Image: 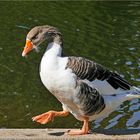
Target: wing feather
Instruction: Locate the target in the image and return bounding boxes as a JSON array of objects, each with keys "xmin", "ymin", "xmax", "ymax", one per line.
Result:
[
  {"xmin": 76, "ymin": 81, "xmax": 105, "ymax": 116},
  {"xmin": 66, "ymin": 56, "xmax": 132, "ymax": 90}
]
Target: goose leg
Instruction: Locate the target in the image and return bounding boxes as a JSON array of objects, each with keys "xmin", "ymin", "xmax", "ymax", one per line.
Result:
[
  {"xmin": 32, "ymin": 110, "xmax": 69, "ymax": 124},
  {"xmin": 67, "ymin": 117, "xmax": 89, "ymax": 135}
]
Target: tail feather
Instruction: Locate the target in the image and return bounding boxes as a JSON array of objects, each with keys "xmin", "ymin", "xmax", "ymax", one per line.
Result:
[
  {"xmin": 127, "ymin": 86, "xmax": 140, "ymax": 99},
  {"xmin": 107, "ymin": 73, "xmax": 132, "ymax": 90}
]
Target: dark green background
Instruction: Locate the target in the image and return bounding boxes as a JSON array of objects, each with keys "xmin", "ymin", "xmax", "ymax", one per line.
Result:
[{"xmin": 0, "ymin": 1, "xmax": 140, "ymax": 129}]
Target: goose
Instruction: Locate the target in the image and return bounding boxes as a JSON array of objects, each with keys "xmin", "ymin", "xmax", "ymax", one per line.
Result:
[{"xmin": 22, "ymin": 25, "xmax": 140, "ymax": 135}]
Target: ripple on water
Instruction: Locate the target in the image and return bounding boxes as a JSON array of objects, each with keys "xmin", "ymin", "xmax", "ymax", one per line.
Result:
[
  {"xmin": 0, "ymin": 64, "xmax": 14, "ymax": 73},
  {"xmin": 129, "ymin": 99, "xmax": 139, "ymax": 105},
  {"xmin": 135, "ymin": 78, "xmax": 140, "ymax": 82},
  {"xmin": 105, "ymin": 114, "xmax": 124, "ymax": 129},
  {"xmin": 16, "ymin": 25, "xmax": 30, "ymax": 29},
  {"xmin": 125, "ymin": 61, "xmax": 133, "ymax": 66},
  {"xmin": 64, "ymin": 20, "xmax": 68, "ymax": 24},
  {"xmin": 126, "ymin": 110, "xmax": 140, "ymax": 128},
  {"xmin": 76, "ymin": 28, "xmax": 80, "ymax": 32},
  {"xmin": 128, "ymin": 47, "xmax": 136, "ymax": 51},
  {"xmin": 129, "ymin": 101, "xmax": 140, "ymax": 111},
  {"xmin": 93, "ymin": 118, "xmax": 104, "ymax": 129}
]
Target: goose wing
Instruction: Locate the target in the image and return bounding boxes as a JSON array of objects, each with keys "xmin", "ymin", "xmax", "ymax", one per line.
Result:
[
  {"xmin": 76, "ymin": 81, "xmax": 105, "ymax": 116},
  {"xmin": 65, "ymin": 56, "xmax": 132, "ymax": 91}
]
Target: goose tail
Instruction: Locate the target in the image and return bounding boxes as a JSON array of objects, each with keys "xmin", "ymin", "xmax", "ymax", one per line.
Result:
[{"xmin": 126, "ymin": 86, "xmax": 140, "ymax": 100}]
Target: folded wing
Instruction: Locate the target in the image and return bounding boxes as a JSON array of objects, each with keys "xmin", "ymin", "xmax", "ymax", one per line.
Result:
[{"xmin": 65, "ymin": 56, "xmax": 132, "ymax": 91}]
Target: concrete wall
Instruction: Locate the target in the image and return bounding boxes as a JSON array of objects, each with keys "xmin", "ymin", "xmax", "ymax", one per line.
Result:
[{"xmin": 0, "ymin": 129, "xmax": 140, "ymax": 140}]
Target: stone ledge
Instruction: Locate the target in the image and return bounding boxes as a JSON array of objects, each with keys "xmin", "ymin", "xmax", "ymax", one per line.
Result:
[{"xmin": 0, "ymin": 129, "xmax": 140, "ymax": 140}]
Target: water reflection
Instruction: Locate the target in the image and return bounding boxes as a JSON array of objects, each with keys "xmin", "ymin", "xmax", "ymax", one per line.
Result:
[{"xmin": 0, "ymin": 1, "xmax": 140, "ymax": 129}]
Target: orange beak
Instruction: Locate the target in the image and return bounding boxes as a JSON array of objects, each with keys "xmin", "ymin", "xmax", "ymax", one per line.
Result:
[{"xmin": 22, "ymin": 40, "xmax": 33, "ymax": 57}]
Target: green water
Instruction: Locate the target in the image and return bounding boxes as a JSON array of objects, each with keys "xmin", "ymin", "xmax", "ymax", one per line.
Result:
[{"xmin": 0, "ymin": 1, "xmax": 140, "ymax": 129}]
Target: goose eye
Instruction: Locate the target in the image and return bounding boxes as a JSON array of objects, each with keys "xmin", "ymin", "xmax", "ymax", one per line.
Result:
[{"xmin": 32, "ymin": 35, "xmax": 38, "ymax": 40}]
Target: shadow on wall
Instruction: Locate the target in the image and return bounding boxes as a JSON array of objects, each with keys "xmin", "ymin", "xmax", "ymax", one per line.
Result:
[
  {"xmin": 93, "ymin": 129, "xmax": 140, "ymax": 135},
  {"xmin": 48, "ymin": 129, "xmax": 140, "ymax": 136}
]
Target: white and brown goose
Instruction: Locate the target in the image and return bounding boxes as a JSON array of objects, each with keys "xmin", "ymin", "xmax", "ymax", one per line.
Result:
[{"xmin": 22, "ymin": 25, "xmax": 140, "ymax": 135}]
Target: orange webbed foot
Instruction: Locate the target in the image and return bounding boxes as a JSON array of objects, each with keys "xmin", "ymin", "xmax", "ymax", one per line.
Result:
[
  {"xmin": 32, "ymin": 111, "xmax": 55, "ymax": 124},
  {"xmin": 67, "ymin": 117, "xmax": 89, "ymax": 135},
  {"xmin": 67, "ymin": 129, "xmax": 89, "ymax": 135},
  {"xmin": 32, "ymin": 110, "xmax": 69, "ymax": 124}
]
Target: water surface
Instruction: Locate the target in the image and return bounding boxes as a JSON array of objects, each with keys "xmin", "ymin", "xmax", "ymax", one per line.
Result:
[{"xmin": 0, "ymin": 1, "xmax": 140, "ymax": 129}]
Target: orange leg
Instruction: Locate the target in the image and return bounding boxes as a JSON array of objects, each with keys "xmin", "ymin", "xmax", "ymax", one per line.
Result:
[
  {"xmin": 68, "ymin": 117, "xmax": 89, "ymax": 135},
  {"xmin": 32, "ymin": 110, "xmax": 69, "ymax": 124}
]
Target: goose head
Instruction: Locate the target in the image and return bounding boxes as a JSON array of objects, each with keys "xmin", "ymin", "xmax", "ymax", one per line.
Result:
[{"xmin": 22, "ymin": 25, "xmax": 62, "ymax": 57}]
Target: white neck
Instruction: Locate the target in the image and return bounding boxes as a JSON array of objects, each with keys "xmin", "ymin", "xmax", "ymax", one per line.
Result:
[
  {"xmin": 45, "ymin": 42, "xmax": 62, "ymax": 57},
  {"xmin": 40, "ymin": 42, "xmax": 62, "ymax": 74}
]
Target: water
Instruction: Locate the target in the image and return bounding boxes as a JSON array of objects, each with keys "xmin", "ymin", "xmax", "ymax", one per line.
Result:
[{"xmin": 0, "ymin": 1, "xmax": 140, "ymax": 129}]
